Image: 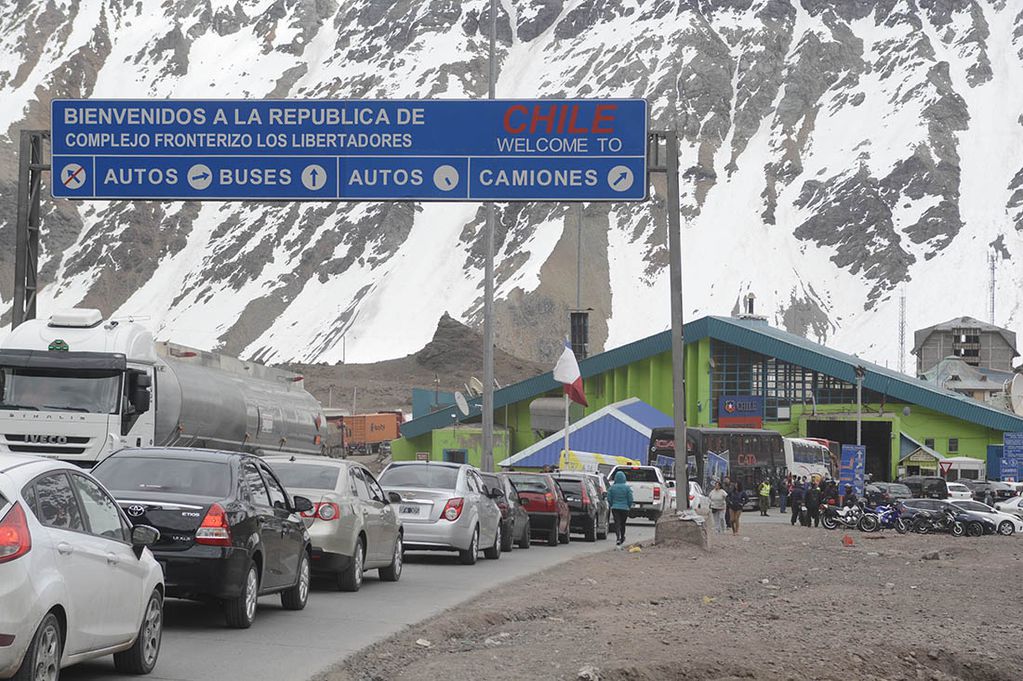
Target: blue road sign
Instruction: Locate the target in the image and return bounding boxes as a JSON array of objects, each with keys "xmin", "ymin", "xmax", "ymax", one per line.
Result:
[
  {"xmin": 839, "ymin": 445, "xmax": 866, "ymax": 496},
  {"xmin": 51, "ymin": 99, "xmax": 648, "ymax": 202},
  {"xmin": 1002, "ymin": 433, "xmax": 1023, "ymax": 482}
]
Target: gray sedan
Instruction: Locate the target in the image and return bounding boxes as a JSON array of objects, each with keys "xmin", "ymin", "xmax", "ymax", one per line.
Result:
[{"xmin": 379, "ymin": 462, "xmax": 502, "ymax": 565}]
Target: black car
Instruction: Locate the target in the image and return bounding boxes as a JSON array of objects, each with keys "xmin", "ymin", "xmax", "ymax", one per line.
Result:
[
  {"xmin": 481, "ymin": 472, "xmax": 530, "ymax": 551},
  {"xmin": 92, "ymin": 448, "xmax": 314, "ymax": 629},
  {"xmin": 962, "ymin": 480, "xmax": 1016, "ymax": 504},
  {"xmin": 871, "ymin": 481, "xmax": 912, "ymax": 501},
  {"xmin": 551, "ymin": 473, "xmax": 609, "ymax": 542},
  {"xmin": 900, "ymin": 498, "xmax": 998, "ymax": 535},
  {"xmin": 900, "ymin": 476, "xmax": 949, "ymax": 499}
]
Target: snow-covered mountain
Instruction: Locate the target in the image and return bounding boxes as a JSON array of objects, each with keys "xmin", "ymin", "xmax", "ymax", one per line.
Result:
[{"xmin": 1, "ymin": 0, "xmax": 1022, "ymax": 370}]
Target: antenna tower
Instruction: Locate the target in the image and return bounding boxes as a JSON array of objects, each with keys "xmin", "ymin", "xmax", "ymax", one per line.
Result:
[
  {"xmin": 988, "ymin": 253, "xmax": 996, "ymax": 324},
  {"xmin": 898, "ymin": 289, "xmax": 906, "ymax": 374}
]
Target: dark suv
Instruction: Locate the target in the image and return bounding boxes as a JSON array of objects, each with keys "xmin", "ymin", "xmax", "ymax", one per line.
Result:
[
  {"xmin": 481, "ymin": 472, "xmax": 531, "ymax": 551},
  {"xmin": 92, "ymin": 448, "xmax": 314, "ymax": 629},
  {"xmin": 900, "ymin": 476, "xmax": 949, "ymax": 499},
  {"xmin": 551, "ymin": 472, "xmax": 609, "ymax": 542}
]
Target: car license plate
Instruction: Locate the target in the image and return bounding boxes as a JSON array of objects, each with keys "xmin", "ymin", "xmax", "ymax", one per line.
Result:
[{"xmin": 400, "ymin": 504, "xmax": 420, "ymax": 516}]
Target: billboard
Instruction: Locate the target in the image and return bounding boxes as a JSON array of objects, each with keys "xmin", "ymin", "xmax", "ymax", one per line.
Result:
[
  {"xmin": 718, "ymin": 395, "xmax": 764, "ymax": 429},
  {"xmin": 839, "ymin": 445, "xmax": 866, "ymax": 496}
]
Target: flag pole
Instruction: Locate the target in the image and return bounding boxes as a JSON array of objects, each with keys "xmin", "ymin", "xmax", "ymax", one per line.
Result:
[{"xmin": 563, "ymin": 391, "xmax": 570, "ymax": 466}]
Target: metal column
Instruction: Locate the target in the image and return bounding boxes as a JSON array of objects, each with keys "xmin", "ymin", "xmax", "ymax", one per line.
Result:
[
  {"xmin": 649, "ymin": 130, "xmax": 687, "ymax": 510},
  {"xmin": 481, "ymin": 0, "xmax": 498, "ymax": 473},
  {"xmin": 13, "ymin": 130, "xmax": 50, "ymax": 330}
]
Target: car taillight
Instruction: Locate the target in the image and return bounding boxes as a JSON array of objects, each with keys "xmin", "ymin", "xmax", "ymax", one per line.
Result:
[
  {"xmin": 441, "ymin": 497, "xmax": 464, "ymax": 521},
  {"xmin": 653, "ymin": 487, "xmax": 661, "ymax": 500},
  {"xmin": 316, "ymin": 503, "xmax": 339, "ymax": 521},
  {"xmin": 544, "ymin": 492, "xmax": 556, "ymax": 511},
  {"xmin": 0, "ymin": 503, "xmax": 31, "ymax": 564},
  {"xmin": 688, "ymin": 494, "xmax": 695, "ymax": 501},
  {"xmin": 195, "ymin": 503, "xmax": 232, "ymax": 546}
]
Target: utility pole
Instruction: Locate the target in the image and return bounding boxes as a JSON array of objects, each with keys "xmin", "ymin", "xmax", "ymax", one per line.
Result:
[
  {"xmin": 480, "ymin": 0, "xmax": 498, "ymax": 473},
  {"xmin": 855, "ymin": 365, "xmax": 865, "ymax": 447},
  {"xmin": 13, "ymin": 130, "xmax": 50, "ymax": 329},
  {"xmin": 575, "ymin": 203, "xmax": 583, "ymax": 309},
  {"xmin": 898, "ymin": 289, "xmax": 906, "ymax": 374},
  {"xmin": 988, "ymin": 252, "xmax": 996, "ymax": 325},
  {"xmin": 648, "ymin": 131, "xmax": 687, "ymax": 510}
]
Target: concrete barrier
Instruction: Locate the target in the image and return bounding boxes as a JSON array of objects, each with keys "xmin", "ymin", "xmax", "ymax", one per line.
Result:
[{"xmin": 654, "ymin": 512, "xmax": 709, "ymax": 550}]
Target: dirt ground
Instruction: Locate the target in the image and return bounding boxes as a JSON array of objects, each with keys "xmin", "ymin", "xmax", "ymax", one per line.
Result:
[{"xmin": 319, "ymin": 522, "xmax": 1023, "ymax": 681}]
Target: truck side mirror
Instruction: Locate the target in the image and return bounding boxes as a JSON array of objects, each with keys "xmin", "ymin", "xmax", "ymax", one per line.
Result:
[{"xmin": 133, "ymin": 388, "xmax": 151, "ymax": 414}]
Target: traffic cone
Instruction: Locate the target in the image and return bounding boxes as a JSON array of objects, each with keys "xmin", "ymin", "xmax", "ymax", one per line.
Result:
[{"xmin": 841, "ymin": 534, "xmax": 854, "ymax": 547}]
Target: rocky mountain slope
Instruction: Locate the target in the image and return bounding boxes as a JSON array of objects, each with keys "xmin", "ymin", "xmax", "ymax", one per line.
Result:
[{"xmin": 1, "ymin": 0, "xmax": 1021, "ymax": 369}]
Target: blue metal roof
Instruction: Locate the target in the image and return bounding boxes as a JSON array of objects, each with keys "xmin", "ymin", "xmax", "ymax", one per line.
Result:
[
  {"xmin": 497, "ymin": 398, "xmax": 670, "ymax": 468},
  {"xmin": 399, "ymin": 315, "xmax": 1023, "ymax": 439}
]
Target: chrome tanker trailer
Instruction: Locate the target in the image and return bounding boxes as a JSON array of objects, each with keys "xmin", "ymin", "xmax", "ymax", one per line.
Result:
[{"xmin": 0, "ymin": 309, "xmax": 325, "ymax": 464}]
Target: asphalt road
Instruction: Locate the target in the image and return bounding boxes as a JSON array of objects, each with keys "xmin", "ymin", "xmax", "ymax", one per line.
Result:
[{"xmin": 66, "ymin": 522, "xmax": 655, "ymax": 681}]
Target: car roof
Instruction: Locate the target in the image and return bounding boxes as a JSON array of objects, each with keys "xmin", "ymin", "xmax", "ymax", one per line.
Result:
[
  {"xmin": 388, "ymin": 460, "xmax": 463, "ymax": 469},
  {"xmin": 108, "ymin": 447, "xmax": 253, "ymax": 463},
  {"xmin": 264, "ymin": 455, "xmax": 351, "ymax": 467},
  {"xmin": 0, "ymin": 453, "xmax": 68, "ymax": 477}
]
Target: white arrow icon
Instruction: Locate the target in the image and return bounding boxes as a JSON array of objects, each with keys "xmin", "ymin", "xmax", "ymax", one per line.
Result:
[{"xmin": 302, "ymin": 164, "xmax": 327, "ymax": 191}]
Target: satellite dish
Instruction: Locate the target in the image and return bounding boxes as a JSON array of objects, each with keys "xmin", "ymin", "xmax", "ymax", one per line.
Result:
[
  {"xmin": 454, "ymin": 391, "xmax": 470, "ymax": 416},
  {"xmin": 1010, "ymin": 374, "xmax": 1023, "ymax": 416},
  {"xmin": 470, "ymin": 376, "xmax": 484, "ymax": 395}
]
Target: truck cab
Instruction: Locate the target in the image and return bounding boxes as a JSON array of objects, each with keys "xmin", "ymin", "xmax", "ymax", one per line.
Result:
[{"xmin": 0, "ymin": 309, "xmax": 156, "ymax": 463}]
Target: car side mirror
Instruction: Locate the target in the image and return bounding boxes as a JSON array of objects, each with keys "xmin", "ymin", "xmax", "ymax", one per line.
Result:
[
  {"xmin": 292, "ymin": 496, "xmax": 314, "ymax": 513},
  {"xmin": 387, "ymin": 491, "xmax": 402, "ymax": 504},
  {"xmin": 131, "ymin": 525, "xmax": 160, "ymax": 558}
]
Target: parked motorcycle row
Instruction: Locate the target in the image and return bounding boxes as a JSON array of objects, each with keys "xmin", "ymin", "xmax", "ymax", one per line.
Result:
[{"xmin": 816, "ymin": 498, "xmax": 1023, "ymax": 538}]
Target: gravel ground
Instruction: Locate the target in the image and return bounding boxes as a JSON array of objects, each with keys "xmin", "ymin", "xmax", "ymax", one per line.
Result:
[{"xmin": 319, "ymin": 521, "xmax": 1023, "ymax": 681}]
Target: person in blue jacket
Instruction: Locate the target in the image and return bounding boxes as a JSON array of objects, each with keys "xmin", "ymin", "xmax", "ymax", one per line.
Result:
[{"xmin": 607, "ymin": 471, "xmax": 634, "ymax": 548}]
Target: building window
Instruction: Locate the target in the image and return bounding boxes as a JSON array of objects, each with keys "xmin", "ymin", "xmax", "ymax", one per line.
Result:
[
  {"xmin": 951, "ymin": 327, "xmax": 981, "ymax": 366},
  {"xmin": 924, "ymin": 438, "xmax": 935, "ymax": 449},
  {"xmin": 947, "ymin": 438, "xmax": 959, "ymax": 454}
]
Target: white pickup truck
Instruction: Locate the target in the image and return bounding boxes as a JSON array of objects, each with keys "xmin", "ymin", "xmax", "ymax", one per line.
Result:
[{"xmin": 608, "ymin": 465, "xmax": 668, "ymax": 522}]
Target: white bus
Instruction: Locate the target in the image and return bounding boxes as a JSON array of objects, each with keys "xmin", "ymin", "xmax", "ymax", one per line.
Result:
[{"xmin": 783, "ymin": 438, "xmax": 833, "ymax": 481}]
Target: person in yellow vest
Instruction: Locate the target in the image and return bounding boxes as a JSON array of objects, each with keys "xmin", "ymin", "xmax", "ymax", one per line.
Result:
[{"xmin": 758, "ymin": 479, "xmax": 771, "ymax": 516}]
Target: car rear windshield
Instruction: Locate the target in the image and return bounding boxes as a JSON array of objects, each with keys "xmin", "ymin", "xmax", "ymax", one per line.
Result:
[
  {"xmin": 507, "ymin": 474, "xmax": 549, "ymax": 493},
  {"xmin": 617, "ymin": 468, "xmax": 660, "ymax": 483},
  {"xmin": 556, "ymin": 480, "xmax": 582, "ymax": 494},
  {"xmin": 887, "ymin": 484, "xmax": 911, "ymax": 496},
  {"xmin": 93, "ymin": 457, "xmax": 232, "ymax": 498},
  {"xmin": 267, "ymin": 463, "xmax": 340, "ymax": 491},
  {"xmin": 378, "ymin": 464, "xmax": 458, "ymax": 489}
]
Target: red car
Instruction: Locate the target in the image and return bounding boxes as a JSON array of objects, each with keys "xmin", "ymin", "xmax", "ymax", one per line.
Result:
[{"xmin": 506, "ymin": 472, "xmax": 571, "ymax": 546}]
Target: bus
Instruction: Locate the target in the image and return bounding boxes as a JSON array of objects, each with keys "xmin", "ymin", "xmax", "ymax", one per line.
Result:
[
  {"xmin": 783, "ymin": 438, "xmax": 833, "ymax": 481},
  {"xmin": 648, "ymin": 427, "xmax": 785, "ymax": 504}
]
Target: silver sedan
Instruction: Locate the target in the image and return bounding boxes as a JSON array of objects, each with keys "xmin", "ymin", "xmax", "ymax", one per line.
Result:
[
  {"xmin": 378, "ymin": 461, "xmax": 502, "ymax": 565},
  {"xmin": 265, "ymin": 456, "xmax": 403, "ymax": 592}
]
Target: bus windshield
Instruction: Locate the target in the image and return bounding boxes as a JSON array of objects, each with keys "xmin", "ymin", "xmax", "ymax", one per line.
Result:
[{"xmin": 0, "ymin": 367, "xmax": 122, "ymax": 415}]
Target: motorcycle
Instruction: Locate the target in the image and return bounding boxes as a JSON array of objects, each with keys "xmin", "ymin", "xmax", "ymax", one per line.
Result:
[
  {"xmin": 860, "ymin": 503, "xmax": 908, "ymax": 534},
  {"xmin": 911, "ymin": 508, "xmax": 967, "ymax": 536},
  {"xmin": 820, "ymin": 502, "xmax": 865, "ymax": 531}
]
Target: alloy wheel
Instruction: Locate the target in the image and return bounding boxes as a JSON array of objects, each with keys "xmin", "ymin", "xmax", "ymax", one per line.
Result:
[
  {"xmin": 354, "ymin": 543, "xmax": 364, "ymax": 588},
  {"xmin": 998, "ymin": 521, "xmax": 1014, "ymax": 536},
  {"xmin": 33, "ymin": 621, "xmax": 60, "ymax": 681},
  {"xmin": 244, "ymin": 567, "xmax": 259, "ymax": 622},
  {"xmin": 298, "ymin": 556, "xmax": 310, "ymax": 603},
  {"xmin": 142, "ymin": 596, "xmax": 162, "ymax": 668},
  {"xmin": 392, "ymin": 538, "xmax": 403, "ymax": 577}
]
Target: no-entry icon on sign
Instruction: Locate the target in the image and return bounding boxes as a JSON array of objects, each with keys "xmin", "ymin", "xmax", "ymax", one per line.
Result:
[{"xmin": 60, "ymin": 162, "xmax": 86, "ymax": 190}]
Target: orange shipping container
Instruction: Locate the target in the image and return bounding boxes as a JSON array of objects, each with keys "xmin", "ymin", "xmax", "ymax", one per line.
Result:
[{"xmin": 344, "ymin": 413, "xmax": 401, "ymax": 445}]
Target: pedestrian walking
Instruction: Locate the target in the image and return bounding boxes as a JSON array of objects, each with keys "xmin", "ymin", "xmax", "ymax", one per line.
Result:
[
  {"xmin": 758, "ymin": 479, "xmax": 771, "ymax": 516},
  {"xmin": 789, "ymin": 481, "xmax": 804, "ymax": 526},
  {"xmin": 709, "ymin": 481, "xmax": 728, "ymax": 534},
  {"xmin": 722, "ymin": 476, "xmax": 733, "ymax": 529},
  {"xmin": 805, "ymin": 481, "xmax": 822, "ymax": 528},
  {"xmin": 779, "ymin": 475, "xmax": 789, "ymax": 514},
  {"xmin": 728, "ymin": 482, "xmax": 747, "ymax": 535},
  {"xmin": 607, "ymin": 470, "xmax": 634, "ymax": 548}
]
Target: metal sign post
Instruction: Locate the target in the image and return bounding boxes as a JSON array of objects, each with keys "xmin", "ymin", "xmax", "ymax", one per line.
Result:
[
  {"xmin": 481, "ymin": 0, "xmax": 499, "ymax": 473},
  {"xmin": 648, "ymin": 130, "xmax": 687, "ymax": 509}
]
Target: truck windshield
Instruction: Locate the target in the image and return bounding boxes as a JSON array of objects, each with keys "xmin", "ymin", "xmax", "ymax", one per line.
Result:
[{"xmin": 0, "ymin": 367, "xmax": 121, "ymax": 414}]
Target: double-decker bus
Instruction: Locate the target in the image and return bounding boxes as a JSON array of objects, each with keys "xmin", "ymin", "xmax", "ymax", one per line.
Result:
[{"xmin": 648, "ymin": 427, "xmax": 785, "ymax": 502}]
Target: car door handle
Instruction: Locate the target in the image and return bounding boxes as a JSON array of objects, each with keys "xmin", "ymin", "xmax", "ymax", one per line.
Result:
[
  {"xmin": 57, "ymin": 542, "xmax": 73, "ymax": 556},
  {"xmin": 106, "ymin": 553, "xmax": 120, "ymax": 566}
]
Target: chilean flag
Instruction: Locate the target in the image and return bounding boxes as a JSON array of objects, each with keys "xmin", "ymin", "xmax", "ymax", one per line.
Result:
[{"xmin": 553, "ymin": 341, "xmax": 588, "ymax": 407}]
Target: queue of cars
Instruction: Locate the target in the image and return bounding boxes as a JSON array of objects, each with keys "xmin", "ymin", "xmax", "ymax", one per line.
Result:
[{"xmin": 2, "ymin": 451, "xmax": 650, "ymax": 680}]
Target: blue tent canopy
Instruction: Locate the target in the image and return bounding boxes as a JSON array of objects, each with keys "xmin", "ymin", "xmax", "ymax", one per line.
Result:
[{"xmin": 497, "ymin": 397, "xmax": 672, "ymax": 469}]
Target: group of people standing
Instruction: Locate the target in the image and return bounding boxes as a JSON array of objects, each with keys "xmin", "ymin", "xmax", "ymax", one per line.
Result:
[
  {"xmin": 782, "ymin": 475, "xmax": 850, "ymax": 527},
  {"xmin": 707, "ymin": 478, "xmax": 749, "ymax": 535}
]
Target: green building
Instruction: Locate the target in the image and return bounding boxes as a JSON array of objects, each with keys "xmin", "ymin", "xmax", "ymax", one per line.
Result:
[{"xmin": 392, "ymin": 316, "xmax": 1023, "ymax": 481}]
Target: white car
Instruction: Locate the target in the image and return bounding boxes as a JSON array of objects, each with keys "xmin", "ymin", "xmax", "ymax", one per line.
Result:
[
  {"xmin": 946, "ymin": 482, "xmax": 973, "ymax": 499},
  {"xmin": 949, "ymin": 498, "xmax": 1023, "ymax": 536},
  {"xmin": 994, "ymin": 496, "xmax": 1023, "ymax": 519},
  {"xmin": 0, "ymin": 454, "xmax": 164, "ymax": 679},
  {"xmin": 668, "ymin": 481, "xmax": 710, "ymax": 515}
]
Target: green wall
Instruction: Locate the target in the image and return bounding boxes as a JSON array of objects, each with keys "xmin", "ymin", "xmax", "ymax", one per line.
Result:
[{"xmin": 391, "ymin": 336, "xmax": 1005, "ymax": 476}]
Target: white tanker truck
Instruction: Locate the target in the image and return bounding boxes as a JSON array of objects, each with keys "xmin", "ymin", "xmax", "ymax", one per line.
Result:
[{"xmin": 0, "ymin": 309, "xmax": 326, "ymax": 464}]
